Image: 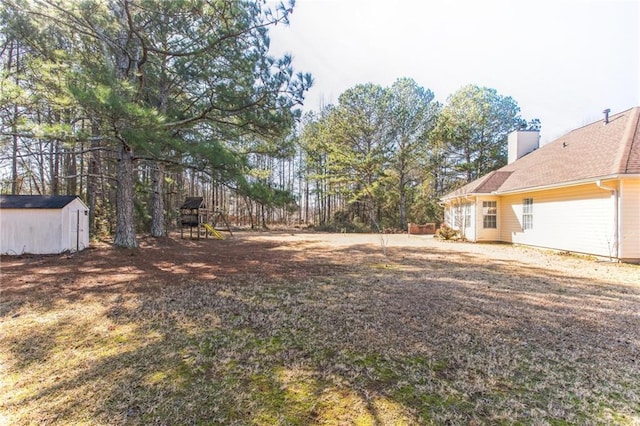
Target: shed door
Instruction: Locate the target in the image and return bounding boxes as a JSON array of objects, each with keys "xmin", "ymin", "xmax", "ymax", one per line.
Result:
[{"xmin": 69, "ymin": 210, "xmax": 79, "ymax": 252}]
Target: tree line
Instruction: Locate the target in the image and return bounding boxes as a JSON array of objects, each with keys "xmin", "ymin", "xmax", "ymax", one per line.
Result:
[
  {"xmin": 1, "ymin": 1, "xmax": 534, "ymax": 247},
  {"xmin": 1, "ymin": 0, "xmax": 312, "ymax": 248},
  {"xmin": 299, "ymin": 80, "xmax": 528, "ymax": 232}
]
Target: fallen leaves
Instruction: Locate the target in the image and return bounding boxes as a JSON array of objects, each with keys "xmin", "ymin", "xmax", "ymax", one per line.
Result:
[{"xmin": 1, "ymin": 233, "xmax": 639, "ymax": 424}]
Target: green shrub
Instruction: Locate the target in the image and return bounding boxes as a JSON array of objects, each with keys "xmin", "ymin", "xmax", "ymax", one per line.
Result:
[{"xmin": 435, "ymin": 224, "xmax": 459, "ymax": 240}]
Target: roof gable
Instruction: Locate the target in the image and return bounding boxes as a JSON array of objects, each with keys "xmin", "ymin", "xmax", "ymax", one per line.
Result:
[
  {"xmin": 619, "ymin": 108, "xmax": 640, "ymax": 174},
  {"xmin": 475, "ymin": 171, "xmax": 513, "ymax": 192},
  {"xmin": 444, "ymin": 171, "xmax": 513, "ymax": 199},
  {"xmin": 0, "ymin": 195, "xmax": 80, "ymax": 209},
  {"xmin": 180, "ymin": 197, "xmax": 206, "ymax": 210},
  {"xmin": 443, "ymin": 106, "xmax": 640, "ymax": 199}
]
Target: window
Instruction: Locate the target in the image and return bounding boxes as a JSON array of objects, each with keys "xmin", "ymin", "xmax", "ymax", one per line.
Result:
[
  {"xmin": 482, "ymin": 201, "xmax": 497, "ymax": 228},
  {"xmin": 464, "ymin": 203, "xmax": 471, "ymax": 228},
  {"xmin": 523, "ymin": 198, "xmax": 533, "ymax": 230},
  {"xmin": 453, "ymin": 206, "xmax": 461, "ymax": 228},
  {"xmin": 453, "ymin": 203, "xmax": 472, "ymax": 228}
]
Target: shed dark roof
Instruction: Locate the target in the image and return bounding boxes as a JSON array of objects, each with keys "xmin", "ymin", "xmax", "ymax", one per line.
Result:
[
  {"xmin": 180, "ymin": 197, "xmax": 205, "ymax": 209},
  {"xmin": 443, "ymin": 106, "xmax": 640, "ymax": 199},
  {"xmin": 0, "ymin": 195, "xmax": 80, "ymax": 209}
]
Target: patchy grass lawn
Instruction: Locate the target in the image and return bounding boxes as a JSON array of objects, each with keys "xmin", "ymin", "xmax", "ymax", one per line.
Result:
[{"xmin": 1, "ymin": 232, "xmax": 639, "ymax": 425}]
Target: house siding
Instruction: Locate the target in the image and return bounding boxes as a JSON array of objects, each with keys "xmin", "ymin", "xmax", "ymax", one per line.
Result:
[
  {"xmin": 500, "ymin": 184, "xmax": 615, "ymax": 257},
  {"xmin": 444, "ymin": 205, "xmax": 453, "ymax": 231},
  {"xmin": 620, "ymin": 178, "xmax": 640, "ymax": 261},
  {"xmin": 1, "ymin": 209, "xmax": 63, "ymax": 254},
  {"xmin": 0, "ymin": 198, "xmax": 89, "ymax": 254},
  {"xmin": 63, "ymin": 199, "xmax": 90, "ymax": 252},
  {"xmin": 476, "ymin": 196, "xmax": 500, "ymax": 241}
]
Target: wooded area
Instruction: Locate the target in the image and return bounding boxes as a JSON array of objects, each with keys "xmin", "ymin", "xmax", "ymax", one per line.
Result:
[{"xmin": 1, "ymin": 0, "xmax": 534, "ymax": 247}]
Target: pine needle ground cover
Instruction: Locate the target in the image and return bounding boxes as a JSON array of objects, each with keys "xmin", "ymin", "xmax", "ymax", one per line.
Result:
[{"xmin": 1, "ymin": 233, "xmax": 639, "ymax": 425}]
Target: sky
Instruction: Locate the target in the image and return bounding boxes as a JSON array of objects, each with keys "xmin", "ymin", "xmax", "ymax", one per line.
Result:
[{"xmin": 268, "ymin": 0, "xmax": 640, "ymax": 143}]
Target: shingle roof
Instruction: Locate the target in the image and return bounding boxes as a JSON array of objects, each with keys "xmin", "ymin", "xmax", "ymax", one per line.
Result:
[
  {"xmin": 0, "ymin": 195, "xmax": 79, "ymax": 209},
  {"xmin": 180, "ymin": 197, "xmax": 205, "ymax": 210},
  {"xmin": 443, "ymin": 106, "xmax": 640, "ymax": 199},
  {"xmin": 445, "ymin": 171, "xmax": 513, "ymax": 199}
]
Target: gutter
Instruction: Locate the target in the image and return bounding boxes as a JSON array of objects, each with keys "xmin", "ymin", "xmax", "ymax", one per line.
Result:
[
  {"xmin": 596, "ymin": 180, "xmax": 619, "ymax": 260},
  {"xmin": 492, "ymin": 174, "xmax": 640, "ymax": 196}
]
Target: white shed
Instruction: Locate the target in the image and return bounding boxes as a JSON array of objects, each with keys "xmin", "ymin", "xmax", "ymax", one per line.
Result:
[{"xmin": 0, "ymin": 195, "xmax": 90, "ymax": 255}]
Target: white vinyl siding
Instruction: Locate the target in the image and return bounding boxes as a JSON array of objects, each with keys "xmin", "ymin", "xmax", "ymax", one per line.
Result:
[
  {"xmin": 500, "ymin": 184, "xmax": 615, "ymax": 258},
  {"xmin": 0, "ymin": 209, "xmax": 62, "ymax": 255},
  {"xmin": 0, "ymin": 199, "xmax": 89, "ymax": 255},
  {"xmin": 444, "ymin": 205, "xmax": 453, "ymax": 229}
]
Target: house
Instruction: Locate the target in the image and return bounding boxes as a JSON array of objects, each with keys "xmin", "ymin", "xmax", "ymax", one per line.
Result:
[
  {"xmin": 441, "ymin": 107, "xmax": 640, "ymax": 263},
  {"xmin": 0, "ymin": 195, "xmax": 90, "ymax": 255}
]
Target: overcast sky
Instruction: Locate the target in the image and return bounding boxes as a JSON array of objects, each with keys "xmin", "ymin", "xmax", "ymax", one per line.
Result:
[{"xmin": 268, "ymin": 0, "xmax": 639, "ymax": 143}]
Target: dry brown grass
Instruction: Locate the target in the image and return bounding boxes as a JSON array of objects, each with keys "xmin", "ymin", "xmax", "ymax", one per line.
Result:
[{"xmin": 1, "ymin": 232, "xmax": 639, "ymax": 425}]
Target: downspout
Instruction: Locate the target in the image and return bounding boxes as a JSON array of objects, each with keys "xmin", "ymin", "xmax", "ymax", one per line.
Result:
[{"xmin": 596, "ymin": 180, "xmax": 619, "ymax": 260}]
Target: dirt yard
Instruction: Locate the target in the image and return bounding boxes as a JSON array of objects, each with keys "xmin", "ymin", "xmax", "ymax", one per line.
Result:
[
  {"xmin": 2, "ymin": 232, "xmax": 637, "ymax": 293},
  {"xmin": 1, "ymin": 232, "xmax": 639, "ymax": 424}
]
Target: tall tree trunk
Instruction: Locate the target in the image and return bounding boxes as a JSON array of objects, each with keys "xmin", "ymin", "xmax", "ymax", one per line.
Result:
[
  {"xmin": 245, "ymin": 197, "xmax": 255, "ymax": 229},
  {"xmin": 9, "ymin": 40, "xmax": 20, "ymax": 194},
  {"xmin": 79, "ymin": 136, "xmax": 84, "ymax": 196},
  {"xmin": 66, "ymin": 149, "xmax": 77, "ymax": 195},
  {"xmin": 261, "ymin": 204, "xmax": 268, "ymax": 229},
  {"xmin": 304, "ymin": 178, "xmax": 309, "ymax": 223},
  {"xmin": 11, "ymin": 133, "xmax": 18, "ymax": 194},
  {"xmin": 114, "ymin": 143, "xmax": 138, "ymax": 247},
  {"xmin": 368, "ymin": 197, "xmax": 378, "ymax": 230},
  {"xmin": 37, "ymin": 135, "xmax": 45, "ymax": 194},
  {"xmin": 149, "ymin": 51, "xmax": 169, "ymax": 237},
  {"xmin": 112, "ymin": 0, "xmax": 140, "ymax": 247},
  {"xmin": 399, "ymin": 170, "xmax": 407, "ymax": 230},
  {"xmin": 50, "ymin": 139, "xmax": 60, "ymax": 195},
  {"xmin": 399, "ymin": 189, "xmax": 407, "ymax": 230},
  {"xmin": 87, "ymin": 121, "xmax": 101, "ymax": 235},
  {"xmin": 150, "ymin": 161, "xmax": 165, "ymax": 237}
]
